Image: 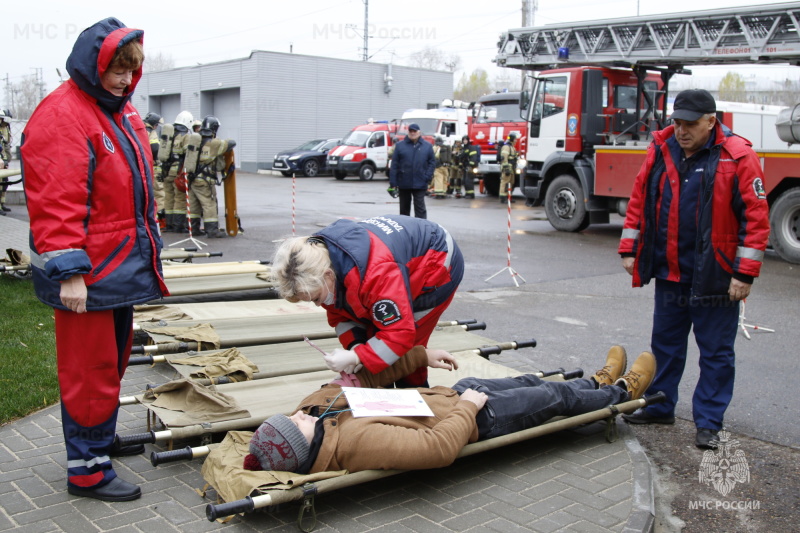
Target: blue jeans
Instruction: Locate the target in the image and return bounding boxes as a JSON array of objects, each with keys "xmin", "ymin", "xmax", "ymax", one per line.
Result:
[
  {"xmin": 451, "ymin": 375, "xmax": 627, "ymax": 440},
  {"xmin": 645, "ymin": 279, "xmax": 739, "ymax": 430}
]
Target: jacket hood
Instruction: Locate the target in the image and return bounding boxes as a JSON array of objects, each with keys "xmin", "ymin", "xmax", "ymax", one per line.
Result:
[{"xmin": 66, "ymin": 17, "xmax": 144, "ymax": 113}]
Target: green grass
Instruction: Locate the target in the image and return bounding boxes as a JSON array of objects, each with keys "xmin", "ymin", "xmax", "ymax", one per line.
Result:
[{"xmin": 0, "ymin": 275, "xmax": 59, "ymax": 424}]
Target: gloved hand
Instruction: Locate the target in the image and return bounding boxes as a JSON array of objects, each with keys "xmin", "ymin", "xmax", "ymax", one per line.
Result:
[
  {"xmin": 324, "ymin": 348, "xmax": 362, "ymax": 374},
  {"xmin": 387, "ymin": 187, "xmax": 398, "ymax": 198}
]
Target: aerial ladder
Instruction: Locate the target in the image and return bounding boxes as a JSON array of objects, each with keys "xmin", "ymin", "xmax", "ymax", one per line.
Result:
[
  {"xmin": 495, "ymin": 2, "xmax": 800, "ymax": 130},
  {"xmin": 491, "ymin": 2, "xmax": 800, "ymax": 263}
]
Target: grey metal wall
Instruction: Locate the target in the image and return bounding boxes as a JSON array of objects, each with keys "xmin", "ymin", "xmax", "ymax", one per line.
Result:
[{"xmin": 134, "ymin": 50, "xmax": 452, "ymax": 172}]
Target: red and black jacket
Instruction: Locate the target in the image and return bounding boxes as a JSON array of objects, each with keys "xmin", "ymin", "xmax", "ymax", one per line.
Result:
[
  {"xmin": 315, "ymin": 215, "xmax": 463, "ymax": 374},
  {"xmin": 619, "ymin": 122, "xmax": 769, "ymax": 299},
  {"xmin": 22, "ymin": 17, "xmax": 167, "ymax": 310}
]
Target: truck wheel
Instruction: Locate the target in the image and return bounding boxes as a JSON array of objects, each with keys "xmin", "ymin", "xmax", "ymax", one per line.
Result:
[
  {"xmin": 334, "ymin": 170, "xmax": 347, "ymax": 180},
  {"xmin": 359, "ymin": 164, "xmax": 376, "ymax": 181},
  {"xmin": 769, "ymin": 188, "xmax": 800, "ymax": 264},
  {"xmin": 545, "ymin": 174, "xmax": 590, "ymax": 232},
  {"xmin": 302, "ymin": 159, "xmax": 319, "ymax": 177}
]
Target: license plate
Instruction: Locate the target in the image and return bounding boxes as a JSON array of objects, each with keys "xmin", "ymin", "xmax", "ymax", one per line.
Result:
[{"xmin": 329, "ymin": 160, "xmax": 338, "ymax": 165}]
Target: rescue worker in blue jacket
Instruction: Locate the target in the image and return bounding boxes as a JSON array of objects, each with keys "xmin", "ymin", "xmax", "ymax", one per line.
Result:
[{"xmin": 389, "ymin": 123, "xmax": 435, "ymax": 219}]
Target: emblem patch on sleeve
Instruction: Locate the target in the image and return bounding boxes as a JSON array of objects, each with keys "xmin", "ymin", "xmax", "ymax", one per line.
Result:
[
  {"xmin": 752, "ymin": 178, "xmax": 766, "ymax": 200},
  {"xmin": 373, "ymin": 299, "xmax": 401, "ymax": 326}
]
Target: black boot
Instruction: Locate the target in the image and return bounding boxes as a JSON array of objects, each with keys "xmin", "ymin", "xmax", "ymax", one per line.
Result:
[
  {"xmin": 189, "ymin": 218, "xmax": 205, "ymax": 236},
  {"xmin": 175, "ymin": 214, "xmax": 188, "ymax": 233},
  {"xmin": 1, "ymin": 204, "xmax": 10, "ymax": 212},
  {"xmin": 204, "ymin": 221, "xmax": 227, "ymax": 238}
]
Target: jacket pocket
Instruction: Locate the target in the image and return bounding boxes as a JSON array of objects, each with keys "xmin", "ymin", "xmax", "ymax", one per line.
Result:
[{"xmin": 91, "ymin": 234, "xmax": 131, "ymax": 278}]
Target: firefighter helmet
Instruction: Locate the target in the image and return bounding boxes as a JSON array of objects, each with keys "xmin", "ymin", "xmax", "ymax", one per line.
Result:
[
  {"xmin": 508, "ymin": 132, "xmax": 519, "ymax": 141},
  {"xmin": 143, "ymin": 112, "xmax": 162, "ymax": 128},
  {"xmin": 200, "ymin": 116, "xmax": 221, "ymax": 137},
  {"xmin": 435, "ymin": 136, "xmax": 444, "ymax": 145},
  {"xmin": 174, "ymin": 111, "xmax": 194, "ymax": 130},
  {"xmin": 1, "ymin": 109, "xmax": 11, "ymax": 119}
]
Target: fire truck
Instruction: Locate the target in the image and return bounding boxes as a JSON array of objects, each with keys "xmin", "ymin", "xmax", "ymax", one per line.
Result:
[
  {"xmin": 397, "ymin": 105, "xmax": 470, "ymax": 146},
  {"xmin": 327, "ymin": 120, "xmax": 398, "ymax": 180},
  {"xmin": 495, "ymin": 2, "xmax": 800, "ymax": 263},
  {"xmin": 469, "ymin": 91, "xmax": 528, "ymax": 196}
]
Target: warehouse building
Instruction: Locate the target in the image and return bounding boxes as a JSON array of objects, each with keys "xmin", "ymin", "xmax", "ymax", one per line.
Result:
[{"xmin": 133, "ymin": 50, "xmax": 453, "ymax": 172}]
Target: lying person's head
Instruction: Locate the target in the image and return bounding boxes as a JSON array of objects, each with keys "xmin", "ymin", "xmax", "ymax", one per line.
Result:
[{"xmin": 243, "ymin": 411, "xmax": 317, "ymax": 472}]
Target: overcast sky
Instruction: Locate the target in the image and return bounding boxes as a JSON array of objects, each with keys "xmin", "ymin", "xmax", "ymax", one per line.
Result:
[{"xmin": 3, "ymin": 0, "xmax": 798, "ymax": 104}]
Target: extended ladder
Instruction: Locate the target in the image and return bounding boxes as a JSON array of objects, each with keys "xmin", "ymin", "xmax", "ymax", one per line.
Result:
[{"xmin": 496, "ymin": 2, "xmax": 800, "ymax": 70}]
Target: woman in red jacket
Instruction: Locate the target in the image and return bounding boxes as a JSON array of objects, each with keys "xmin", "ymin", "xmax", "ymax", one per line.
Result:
[
  {"xmin": 22, "ymin": 18, "xmax": 167, "ymax": 502},
  {"xmin": 271, "ymin": 215, "xmax": 463, "ymax": 387}
]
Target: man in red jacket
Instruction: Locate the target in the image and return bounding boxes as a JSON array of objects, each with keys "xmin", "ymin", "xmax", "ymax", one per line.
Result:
[
  {"xmin": 617, "ymin": 90, "xmax": 769, "ymax": 449},
  {"xmin": 22, "ymin": 18, "xmax": 167, "ymax": 501}
]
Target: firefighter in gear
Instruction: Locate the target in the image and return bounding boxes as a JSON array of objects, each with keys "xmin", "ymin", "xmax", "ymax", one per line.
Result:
[
  {"xmin": 449, "ymin": 139, "xmax": 462, "ymax": 197},
  {"xmin": 0, "ymin": 109, "xmax": 11, "ymax": 213},
  {"xmin": 21, "ymin": 18, "xmax": 167, "ymax": 502},
  {"xmin": 461, "ymin": 135, "xmax": 480, "ymax": 199},
  {"xmin": 431, "ymin": 137, "xmax": 451, "ymax": 199},
  {"xmin": 143, "ymin": 112, "xmax": 165, "ymax": 224},
  {"xmin": 160, "ymin": 110, "xmax": 193, "ymax": 232},
  {"xmin": 499, "ymin": 132, "xmax": 518, "ymax": 202},
  {"xmin": 186, "ymin": 116, "xmax": 235, "ymax": 238}
]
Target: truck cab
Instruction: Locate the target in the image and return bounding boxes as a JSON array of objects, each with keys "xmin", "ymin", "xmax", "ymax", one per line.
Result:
[
  {"xmin": 327, "ymin": 121, "xmax": 398, "ymax": 180},
  {"xmin": 522, "ymin": 66, "xmax": 664, "ymax": 230},
  {"xmin": 469, "ymin": 91, "xmax": 528, "ymax": 196},
  {"xmin": 397, "ymin": 106, "xmax": 469, "ymax": 146}
]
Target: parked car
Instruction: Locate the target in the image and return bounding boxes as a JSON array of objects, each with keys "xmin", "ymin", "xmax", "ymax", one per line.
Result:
[{"xmin": 272, "ymin": 138, "xmax": 340, "ymax": 177}]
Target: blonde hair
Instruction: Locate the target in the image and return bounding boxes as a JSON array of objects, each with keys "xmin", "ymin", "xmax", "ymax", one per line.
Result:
[{"xmin": 271, "ymin": 237, "xmax": 333, "ymax": 302}]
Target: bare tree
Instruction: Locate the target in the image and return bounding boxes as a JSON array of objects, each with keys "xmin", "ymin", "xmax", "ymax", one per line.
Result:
[
  {"xmin": 9, "ymin": 74, "xmax": 44, "ymax": 120},
  {"xmin": 144, "ymin": 51, "xmax": 176, "ymax": 73},
  {"xmin": 407, "ymin": 46, "xmax": 460, "ymax": 72},
  {"xmin": 454, "ymin": 69, "xmax": 491, "ymax": 102}
]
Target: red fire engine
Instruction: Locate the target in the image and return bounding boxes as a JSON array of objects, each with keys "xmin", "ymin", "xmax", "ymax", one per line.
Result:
[
  {"xmin": 495, "ymin": 2, "xmax": 800, "ymax": 263},
  {"xmin": 469, "ymin": 91, "xmax": 528, "ymax": 196}
]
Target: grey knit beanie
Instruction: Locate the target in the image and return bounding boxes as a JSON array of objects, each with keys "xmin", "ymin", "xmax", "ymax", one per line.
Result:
[{"xmin": 244, "ymin": 414, "xmax": 310, "ymax": 472}]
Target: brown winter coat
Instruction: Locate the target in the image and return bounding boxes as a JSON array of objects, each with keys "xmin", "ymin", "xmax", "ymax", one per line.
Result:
[{"xmin": 296, "ymin": 347, "xmax": 480, "ymax": 474}]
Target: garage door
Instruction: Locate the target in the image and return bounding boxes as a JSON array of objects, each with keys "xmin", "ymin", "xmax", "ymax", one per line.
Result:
[
  {"xmin": 201, "ymin": 88, "xmax": 241, "ymax": 167},
  {"xmin": 150, "ymin": 94, "xmax": 182, "ymax": 126}
]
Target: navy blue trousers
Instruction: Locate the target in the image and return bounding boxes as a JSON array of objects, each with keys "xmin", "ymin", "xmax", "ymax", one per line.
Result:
[
  {"xmin": 451, "ymin": 375, "xmax": 627, "ymax": 440},
  {"xmin": 645, "ymin": 279, "xmax": 739, "ymax": 430}
]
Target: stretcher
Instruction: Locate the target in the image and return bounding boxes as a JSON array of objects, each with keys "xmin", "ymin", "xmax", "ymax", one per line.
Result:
[
  {"xmin": 115, "ymin": 333, "xmax": 537, "ymax": 449},
  {"xmin": 129, "ymin": 321, "xmax": 491, "ymax": 385},
  {"xmin": 141, "ymin": 345, "xmax": 665, "ymax": 528},
  {"xmin": 160, "ymin": 272, "xmax": 275, "ymax": 298},
  {"xmin": 202, "ymin": 393, "xmax": 664, "ymax": 527},
  {"xmin": 160, "ymin": 260, "xmax": 270, "ymax": 279},
  {"xmin": 131, "ymin": 310, "xmax": 486, "ymax": 355}
]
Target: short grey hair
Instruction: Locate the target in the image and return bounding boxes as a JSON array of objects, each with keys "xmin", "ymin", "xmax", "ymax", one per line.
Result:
[{"xmin": 271, "ymin": 236, "xmax": 333, "ymax": 302}]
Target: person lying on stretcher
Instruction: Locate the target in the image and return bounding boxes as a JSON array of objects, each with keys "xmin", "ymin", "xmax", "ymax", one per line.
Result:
[{"xmin": 243, "ymin": 346, "xmax": 656, "ymax": 475}]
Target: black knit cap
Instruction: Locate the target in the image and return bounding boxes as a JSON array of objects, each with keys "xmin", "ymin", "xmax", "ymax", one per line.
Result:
[{"xmin": 671, "ymin": 89, "xmax": 716, "ymax": 121}]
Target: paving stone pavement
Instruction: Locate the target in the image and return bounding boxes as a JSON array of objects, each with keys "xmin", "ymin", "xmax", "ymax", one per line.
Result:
[{"xmin": 0, "ymin": 213, "xmax": 656, "ymax": 533}]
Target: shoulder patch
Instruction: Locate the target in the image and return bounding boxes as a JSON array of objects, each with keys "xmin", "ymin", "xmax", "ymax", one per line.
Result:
[
  {"xmin": 372, "ymin": 299, "xmax": 402, "ymax": 326},
  {"xmin": 102, "ymin": 132, "xmax": 115, "ymax": 154},
  {"xmin": 752, "ymin": 177, "xmax": 766, "ymax": 200}
]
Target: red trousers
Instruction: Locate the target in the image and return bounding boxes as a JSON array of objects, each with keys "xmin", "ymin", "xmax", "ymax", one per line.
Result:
[{"xmin": 55, "ymin": 306, "xmax": 133, "ymax": 488}]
